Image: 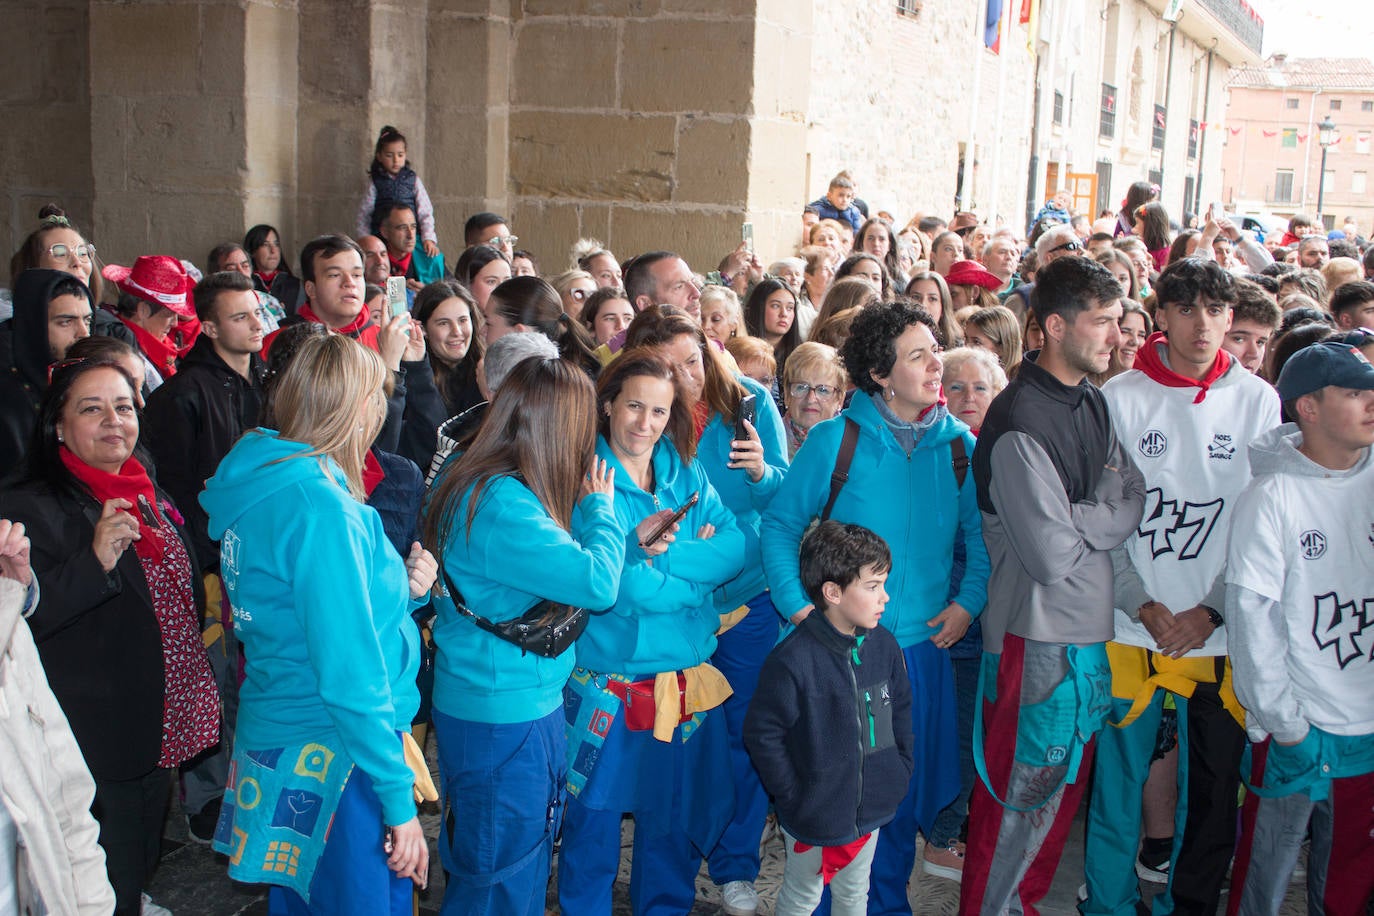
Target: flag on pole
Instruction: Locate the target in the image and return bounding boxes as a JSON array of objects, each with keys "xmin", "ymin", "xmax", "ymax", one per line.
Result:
[
  {"xmin": 1021, "ymin": 0, "xmax": 1040, "ymax": 51},
  {"xmin": 985, "ymin": 0, "xmax": 1004, "ymax": 51}
]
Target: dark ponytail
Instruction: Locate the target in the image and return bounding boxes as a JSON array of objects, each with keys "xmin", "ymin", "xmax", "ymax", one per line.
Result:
[{"xmin": 375, "ymin": 125, "xmax": 406, "ymax": 155}]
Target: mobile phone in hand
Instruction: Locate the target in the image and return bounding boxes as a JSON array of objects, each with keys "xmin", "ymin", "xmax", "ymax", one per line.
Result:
[
  {"xmin": 639, "ymin": 492, "xmax": 699, "ymax": 548},
  {"xmin": 386, "ymin": 276, "xmax": 407, "ymax": 319},
  {"xmin": 734, "ymin": 394, "xmax": 756, "ymax": 444}
]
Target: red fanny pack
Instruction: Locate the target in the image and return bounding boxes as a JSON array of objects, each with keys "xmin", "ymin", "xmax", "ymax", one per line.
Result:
[{"xmin": 606, "ymin": 674, "xmax": 690, "ymax": 731}]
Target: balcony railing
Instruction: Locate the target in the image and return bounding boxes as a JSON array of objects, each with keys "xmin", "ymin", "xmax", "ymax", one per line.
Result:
[{"xmin": 1196, "ymin": 0, "xmax": 1264, "ymax": 57}]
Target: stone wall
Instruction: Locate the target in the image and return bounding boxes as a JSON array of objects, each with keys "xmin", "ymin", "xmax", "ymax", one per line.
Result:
[{"xmin": 1, "ymin": 0, "xmax": 93, "ymax": 282}]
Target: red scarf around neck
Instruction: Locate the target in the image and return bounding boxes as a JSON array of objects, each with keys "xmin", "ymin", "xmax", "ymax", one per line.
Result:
[
  {"xmin": 1132, "ymin": 331, "xmax": 1230, "ymax": 404},
  {"xmin": 60, "ymin": 448, "xmax": 173, "ymax": 562},
  {"xmin": 389, "ymin": 252, "xmax": 413, "ymax": 277},
  {"xmin": 120, "ymin": 316, "xmax": 179, "ymax": 379},
  {"xmin": 297, "ymin": 301, "xmax": 371, "ymax": 337}
]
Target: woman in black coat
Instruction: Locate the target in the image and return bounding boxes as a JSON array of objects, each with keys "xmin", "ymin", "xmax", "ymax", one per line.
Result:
[{"xmin": 0, "ymin": 356, "xmax": 218, "ymax": 916}]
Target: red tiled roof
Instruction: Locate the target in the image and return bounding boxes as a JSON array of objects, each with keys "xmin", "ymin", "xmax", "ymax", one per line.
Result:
[{"xmin": 1228, "ymin": 56, "xmax": 1374, "ymax": 91}]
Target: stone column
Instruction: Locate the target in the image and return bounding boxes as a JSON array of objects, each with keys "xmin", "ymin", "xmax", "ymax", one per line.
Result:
[{"xmin": 1, "ymin": 0, "xmax": 94, "ymax": 279}]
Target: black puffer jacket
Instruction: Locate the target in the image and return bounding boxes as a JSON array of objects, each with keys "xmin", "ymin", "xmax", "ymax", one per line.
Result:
[
  {"xmin": 142, "ymin": 335, "xmax": 266, "ymax": 570},
  {"xmin": 744, "ymin": 612, "xmax": 914, "ymax": 846}
]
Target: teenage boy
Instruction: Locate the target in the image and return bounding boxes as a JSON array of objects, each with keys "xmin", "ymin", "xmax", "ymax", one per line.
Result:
[
  {"xmin": 962, "ymin": 256, "xmax": 1146, "ymax": 916},
  {"xmin": 1221, "ymin": 279, "xmax": 1282, "ymax": 375},
  {"xmin": 1330, "ymin": 279, "xmax": 1374, "ymax": 331},
  {"xmin": 744, "ymin": 521, "xmax": 914, "ymax": 916},
  {"xmin": 807, "ymin": 173, "xmax": 864, "ymax": 235},
  {"xmin": 1225, "ymin": 341, "xmax": 1374, "ymax": 916},
  {"xmin": 1084, "ymin": 259, "xmax": 1280, "ymax": 916}
]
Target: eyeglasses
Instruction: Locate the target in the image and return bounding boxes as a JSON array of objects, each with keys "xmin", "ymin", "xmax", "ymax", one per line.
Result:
[
  {"xmin": 47, "ymin": 243, "xmax": 96, "ymax": 263},
  {"xmin": 788, "ymin": 382, "xmax": 839, "ymax": 399},
  {"xmin": 47, "ymin": 356, "xmax": 88, "ymax": 385},
  {"xmin": 485, "ymin": 235, "xmax": 518, "ymax": 249},
  {"xmin": 1049, "ymin": 240, "xmax": 1084, "ymax": 254}
]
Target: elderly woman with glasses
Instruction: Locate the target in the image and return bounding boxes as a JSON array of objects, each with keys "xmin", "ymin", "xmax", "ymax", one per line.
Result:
[{"xmin": 780, "ymin": 341, "xmax": 847, "ymax": 458}]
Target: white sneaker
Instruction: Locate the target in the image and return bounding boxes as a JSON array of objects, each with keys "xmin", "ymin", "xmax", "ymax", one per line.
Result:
[
  {"xmin": 141, "ymin": 893, "xmax": 174, "ymax": 916},
  {"xmin": 720, "ymin": 879, "xmax": 759, "ymax": 915}
]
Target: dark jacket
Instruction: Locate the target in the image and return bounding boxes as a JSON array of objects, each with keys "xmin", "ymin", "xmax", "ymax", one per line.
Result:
[
  {"xmin": 972, "ymin": 351, "xmax": 1145, "ymax": 654},
  {"xmin": 367, "ymin": 447, "xmax": 423, "ymax": 558},
  {"xmin": 0, "ymin": 477, "xmax": 204, "ymax": 780},
  {"xmin": 744, "ymin": 612, "xmax": 914, "ymax": 846},
  {"xmin": 142, "ymin": 335, "xmax": 266, "ymax": 570},
  {"xmin": 395, "ymin": 355, "xmax": 450, "ymax": 473},
  {"xmin": 0, "ymin": 270, "xmax": 96, "ymax": 482},
  {"xmin": 253, "ymin": 271, "xmax": 304, "ymax": 317},
  {"xmin": 369, "ymin": 164, "xmax": 418, "ymax": 235}
]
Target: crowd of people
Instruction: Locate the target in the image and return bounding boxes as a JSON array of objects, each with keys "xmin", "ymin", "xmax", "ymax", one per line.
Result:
[{"xmin": 0, "ymin": 129, "xmax": 1372, "ymax": 916}]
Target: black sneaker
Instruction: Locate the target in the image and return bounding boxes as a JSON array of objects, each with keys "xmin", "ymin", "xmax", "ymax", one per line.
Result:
[
  {"xmin": 186, "ymin": 799, "xmax": 221, "ymax": 846},
  {"xmin": 1135, "ymin": 843, "xmax": 1171, "ymax": 884}
]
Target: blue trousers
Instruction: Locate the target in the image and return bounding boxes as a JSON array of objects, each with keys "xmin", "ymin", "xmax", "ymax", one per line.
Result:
[
  {"xmin": 928, "ymin": 654, "xmax": 981, "ymax": 849},
  {"xmin": 1085, "ymin": 684, "xmax": 1243, "ymax": 916},
  {"xmin": 266, "ymin": 769, "xmax": 412, "ymax": 916},
  {"xmin": 866, "ymin": 640, "xmax": 960, "ymax": 916},
  {"xmin": 433, "ymin": 708, "xmax": 565, "ymax": 916},
  {"xmin": 1083, "ymin": 694, "xmax": 1165, "ymax": 916},
  {"xmin": 707, "ymin": 590, "xmax": 780, "ymax": 886},
  {"xmin": 558, "ymin": 710, "xmax": 731, "ymax": 916}
]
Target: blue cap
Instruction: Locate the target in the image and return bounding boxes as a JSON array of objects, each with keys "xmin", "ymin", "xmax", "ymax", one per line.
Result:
[
  {"xmin": 1327, "ymin": 229, "xmax": 1346, "ymax": 241},
  {"xmin": 1276, "ymin": 340, "xmax": 1374, "ymax": 402}
]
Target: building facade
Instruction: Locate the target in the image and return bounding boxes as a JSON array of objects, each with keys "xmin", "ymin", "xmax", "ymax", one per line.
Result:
[
  {"xmin": 4, "ymin": 0, "xmax": 1258, "ymax": 279},
  {"xmin": 1221, "ymin": 56, "xmax": 1374, "ymax": 236},
  {"xmin": 1024, "ymin": 0, "xmax": 1261, "ymax": 232}
]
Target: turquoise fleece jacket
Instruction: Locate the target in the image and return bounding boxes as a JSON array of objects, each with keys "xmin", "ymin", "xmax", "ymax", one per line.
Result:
[
  {"xmin": 760, "ymin": 394, "xmax": 990, "ymax": 648},
  {"xmin": 429, "ymin": 475, "xmax": 625, "ymax": 724},
  {"xmin": 576, "ymin": 436, "xmax": 746, "ymax": 678},
  {"xmin": 696, "ymin": 376, "xmax": 789, "ymax": 612},
  {"xmin": 199, "ymin": 430, "xmax": 420, "ymax": 826}
]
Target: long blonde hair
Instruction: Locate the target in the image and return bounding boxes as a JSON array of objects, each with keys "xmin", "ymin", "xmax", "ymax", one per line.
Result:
[{"xmin": 269, "ymin": 334, "xmax": 389, "ymax": 500}]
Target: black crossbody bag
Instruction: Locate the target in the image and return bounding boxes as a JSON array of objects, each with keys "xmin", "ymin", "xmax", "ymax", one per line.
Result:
[{"xmin": 439, "ymin": 567, "xmax": 588, "ymax": 658}]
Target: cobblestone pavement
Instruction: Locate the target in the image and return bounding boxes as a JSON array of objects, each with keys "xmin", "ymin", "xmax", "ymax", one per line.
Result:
[{"xmin": 146, "ymin": 739, "xmax": 1310, "ymax": 915}]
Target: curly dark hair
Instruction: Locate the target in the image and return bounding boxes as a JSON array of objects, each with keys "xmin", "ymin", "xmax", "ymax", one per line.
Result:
[
  {"xmin": 840, "ymin": 298, "xmax": 938, "ymax": 396},
  {"xmin": 1154, "ymin": 257, "xmax": 1237, "ymax": 311}
]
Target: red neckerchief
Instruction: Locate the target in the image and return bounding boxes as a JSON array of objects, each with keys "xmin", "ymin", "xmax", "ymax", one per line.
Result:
[
  {"xmin": 363, "ymin": 450, "xmax": 385, "ymax": 496},
  {"xmin": 1132, "ymin": 332, "xmax": 1230, "ymax": 404},
  {"xmin": 173, "ymin": 314, "xmax": 201, "ymax": 358},
  {"xmin": 792, "ymin": 834, "xmax": 872, "ymax": 884},
  {"xmin": 60, "ymin": 448, "xmax": 170, "ymax": 562},
  {"xmin": 296, "ymin": 301, "xmax": 371, "ymax": 337},
  {"xmin": 256, "ymin": 269, "xmax": 278, "ymax": 286},
  {"xmin": 389, "ymin": 252, "xmax": 412, "ymax": 277},
  {"xmin": 120, "ymin": 316, "xmax": 179, "ymax": 378}
]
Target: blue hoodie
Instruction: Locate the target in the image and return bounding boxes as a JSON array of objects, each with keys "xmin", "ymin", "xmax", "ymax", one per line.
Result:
[
  {"xmin": 577, "ymin": 436, "xmax": 746, "ymax": 677},
  {"xmin": 199, "ymin": 429, "xmax": 420, "ymax": 825},
  {"xmin": 761, "ymin": 393, "xmax": 990, "ymax": 648},
  {"xmin": 429, "ymin": 476, "xmax": 626, "ymax": 724},
  {"xmin": 696, "ymin": 376, "xmax": 789, "ymax": 612}
]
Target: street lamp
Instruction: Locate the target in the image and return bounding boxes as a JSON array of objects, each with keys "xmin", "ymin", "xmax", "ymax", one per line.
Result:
[{"xmin": 1316, "ymin": 115, "xmax": 1338, "ymax": 223}]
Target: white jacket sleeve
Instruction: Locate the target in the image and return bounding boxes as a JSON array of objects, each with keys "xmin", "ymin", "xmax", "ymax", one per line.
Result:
[{"xmin": 1226, "ymin": 583, "xmax": 1309, "ymax": 744}]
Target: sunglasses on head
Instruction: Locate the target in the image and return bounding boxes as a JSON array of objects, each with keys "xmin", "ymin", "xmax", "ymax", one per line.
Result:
[{"xmin": 1049, "ymin": 240, "xmax": 1084, "ymax": 254}]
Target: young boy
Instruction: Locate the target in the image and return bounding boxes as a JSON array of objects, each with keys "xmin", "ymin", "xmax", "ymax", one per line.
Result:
[
  {"xmin": 808, "ymin": 173, "xmax": 864, "ymax": 235},
  {"xmin": 1225, "ymin": 340, "xmax": 1374, "ymax": 915},
  {"xmin": 744, "ymin": 521, "xmax": 914, "ymax": 915},
  {"xmin": 1221, "ymin": 279, "xmax": 1281, "ymax": 374}
]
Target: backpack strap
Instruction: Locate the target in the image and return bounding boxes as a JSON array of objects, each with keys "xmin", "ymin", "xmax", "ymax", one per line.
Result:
[
  {"xmin": 951, "ymin": 436, "xmax": 970, "ymax": 489},
  {"xmin": 821, "ymin": 417, "xmax": 860, "ymax": 522}
]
